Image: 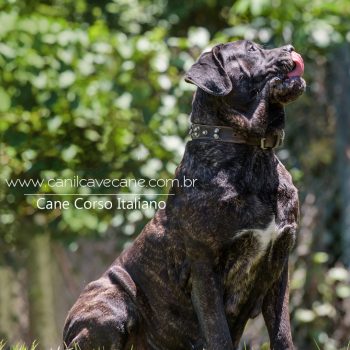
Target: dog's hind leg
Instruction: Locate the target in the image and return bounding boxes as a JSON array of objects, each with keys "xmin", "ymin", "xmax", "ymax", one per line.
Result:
[{"xmin": 63, "ymin": 267, "xmax": 138, "ymax": 350}]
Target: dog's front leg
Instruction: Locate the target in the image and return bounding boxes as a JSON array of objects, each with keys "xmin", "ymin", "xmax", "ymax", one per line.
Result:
[
  {"xmin": 262, "ymin": 261, "xmax": 294, "ymax": 350},
  {"xmin": 191, "ymin": 259, "xmax": 234, "ymax": 350}
]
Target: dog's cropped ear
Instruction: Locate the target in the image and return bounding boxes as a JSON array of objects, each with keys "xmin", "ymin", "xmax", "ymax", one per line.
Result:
[{"xmin": 184, "ymin": 44, "xmax": 233, "ymax": 96}]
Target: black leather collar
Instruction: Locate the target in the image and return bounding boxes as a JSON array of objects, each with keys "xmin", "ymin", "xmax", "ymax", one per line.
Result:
[{"xmin": 189, "ymin": 123, "xmax": 285, "ymax": 149}]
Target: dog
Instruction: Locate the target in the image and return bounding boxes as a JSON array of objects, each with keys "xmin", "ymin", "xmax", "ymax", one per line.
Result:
[{"xmin": 63, "ymin": 40, "xmax": 305, "ymax": 350}]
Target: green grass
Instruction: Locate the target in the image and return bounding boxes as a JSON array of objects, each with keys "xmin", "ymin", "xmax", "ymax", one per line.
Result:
[
  {"xmin": 1, "ymin": 341, "xmax": 349, "ymax": 350},
  {"xmin": 313, "ymin": 338, "xmax": 322, "ymax": 350},
  {"xmin": 0, "ymin": 340, "xmax": 38, "ymax": 350},
  {"xmin": 0, "ymin": 342, "xmax": 110, "ymax": 350}
]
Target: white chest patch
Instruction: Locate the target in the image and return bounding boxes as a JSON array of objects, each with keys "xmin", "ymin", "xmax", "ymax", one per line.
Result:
[
  {"xmin": 234, "ymin": 217, "xmax": 278, "ymax": 252},
  {"xmin": 252, "ymin": 217, "xmax": 278, "ymax": 251}
]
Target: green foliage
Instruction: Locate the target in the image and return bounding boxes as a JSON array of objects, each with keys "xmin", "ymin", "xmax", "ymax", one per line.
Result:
[
  {"xmin": 0, "ymin": 1, "xmax": 196, "ymax": 249},
  {"xmin": 291, "ymin": 253, "xmax": 350, "ymax": 350},
  {"xmin": 2, "ymin": 0, "xmax": 349, "ymax": 249},
  {"xmin": 229, "ymin": 0, "xmax": 350, "ymax": 48},
  {"xmin": 1, "ymin": 0, "xmax": 350, "ymax": 349}
]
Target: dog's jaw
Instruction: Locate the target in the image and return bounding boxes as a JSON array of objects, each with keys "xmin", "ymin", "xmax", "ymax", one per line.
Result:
[
  {"xmin": 269, "ymin": 50, "xmax": 306, "ymax": 104},
  {"xmin": 270, "ymin": 76, "xmax": 306, "ymax": 104}
]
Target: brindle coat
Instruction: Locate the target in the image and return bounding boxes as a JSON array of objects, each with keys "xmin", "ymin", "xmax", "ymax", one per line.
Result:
[{"xmin": 63, "ymin": 40, "xmax": 306, "ymax": 350}]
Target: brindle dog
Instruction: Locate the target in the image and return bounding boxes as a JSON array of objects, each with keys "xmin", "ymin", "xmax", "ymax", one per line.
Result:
[{"xmin": 63, "ymin": 40, "xmax": 305, "ymax": 350}]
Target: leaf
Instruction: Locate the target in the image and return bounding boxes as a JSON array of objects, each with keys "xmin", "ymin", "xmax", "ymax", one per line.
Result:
[
  {"xmin": 0, "ymin": 87, "xmax": 11, "ymax": 112},
  {"xmin": 61, "ymin": 145, "xmax": 79, "ymax": 162},
  {"xmin": 0, "ymin": 43, "xmax": 15, "ymax": 58},
  {"xmin": 295, "ymin": 309, "xmax": 316, "ymax": 323},
  {"xmin": 336, "ymin": 284, "xmax": 350, "ymax": 298},
  {"xmin": 188, "ymin": 27, "xmax": 210, "ymax": 48},
  {"xmin": 313, "ymin": 252, "xmax": 329, "ymax": 264},
  {"xmin": 59, "ymin": 71, "xmax": 76, "ymax": 88},
  {"xmin": 328, "ymin": 267, "xmax": 349, "ymax": 281}
]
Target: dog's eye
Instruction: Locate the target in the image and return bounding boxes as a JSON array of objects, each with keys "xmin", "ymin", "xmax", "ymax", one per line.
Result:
[{"xmin": 248, "ymin": 45, "xmax": 257, "ymax": 52}]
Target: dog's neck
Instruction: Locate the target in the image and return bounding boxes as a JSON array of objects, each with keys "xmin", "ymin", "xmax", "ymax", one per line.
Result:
[{"xmin": 190, "ymin": 89, "xmax": 285, "ymax": 135}]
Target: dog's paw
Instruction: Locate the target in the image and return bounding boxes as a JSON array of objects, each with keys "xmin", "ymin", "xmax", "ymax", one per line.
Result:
[{"xmin": 270, "ymin": 77, "xmax": 306, "ymax": 104}]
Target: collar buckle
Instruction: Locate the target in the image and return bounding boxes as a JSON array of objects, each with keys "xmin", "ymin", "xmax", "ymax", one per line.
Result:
[
  {"xmin": 260, "ymin": 130, "xmax": 285, "ymax": 149},
  {"xmin": 260, "ymin": 137, "xmax": 268, "ymax": 150}
]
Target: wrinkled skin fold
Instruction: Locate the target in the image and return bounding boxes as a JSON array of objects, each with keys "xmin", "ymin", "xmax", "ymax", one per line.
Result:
[{"xmin": 64, "ymin": 40, "xmax": 305, "ymax": 350}]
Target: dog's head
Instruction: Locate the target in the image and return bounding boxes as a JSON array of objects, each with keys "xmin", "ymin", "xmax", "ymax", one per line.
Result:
[{"xmin": 185, "ymin": 40, "xmax": 305, "ymax": 111}]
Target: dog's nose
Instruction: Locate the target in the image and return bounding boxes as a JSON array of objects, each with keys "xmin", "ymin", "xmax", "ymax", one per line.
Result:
[{"xmin": 283, "ymin": 45, "xmax": 295, "ymax": 52}]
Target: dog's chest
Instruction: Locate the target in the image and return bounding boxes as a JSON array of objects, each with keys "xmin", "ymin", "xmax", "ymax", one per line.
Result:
[
  {"xmin": 223, "ymin": 217, "xmax": 278, "ymax": 316},
  {"xmin": 248, "ymin": 217, "xmax": 278, "ymax": 252},
  {"xmin": 230, "ymin": 216, "xmax": 278, "ymax": 255}
]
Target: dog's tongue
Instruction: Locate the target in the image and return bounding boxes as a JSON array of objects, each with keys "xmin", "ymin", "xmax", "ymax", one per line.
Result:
[{"xmin": 287, "ymin": 51, "xmax": 304, "ymax": 78}]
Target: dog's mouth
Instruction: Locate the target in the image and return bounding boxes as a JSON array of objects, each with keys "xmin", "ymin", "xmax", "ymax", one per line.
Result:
[
  {"xmin": 270, "ymin": 51, "xmax": 306, "ymax": 104},
  {"xmin": 287, "ymin": 51, "xmax": 304, "ymax": 78}
]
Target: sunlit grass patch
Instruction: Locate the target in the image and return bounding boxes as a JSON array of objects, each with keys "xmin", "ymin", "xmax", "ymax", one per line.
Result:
[
  {"xmin": 0, "ymin": 341, "xmax": 38, "ymax": 350},
  {"xmin": 0, "ymin": 342, "xmax": 115, "ymax": 350},
  {"xmin": 1, "ymin": 341, "xmax": 348, "ymax": 350}
]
